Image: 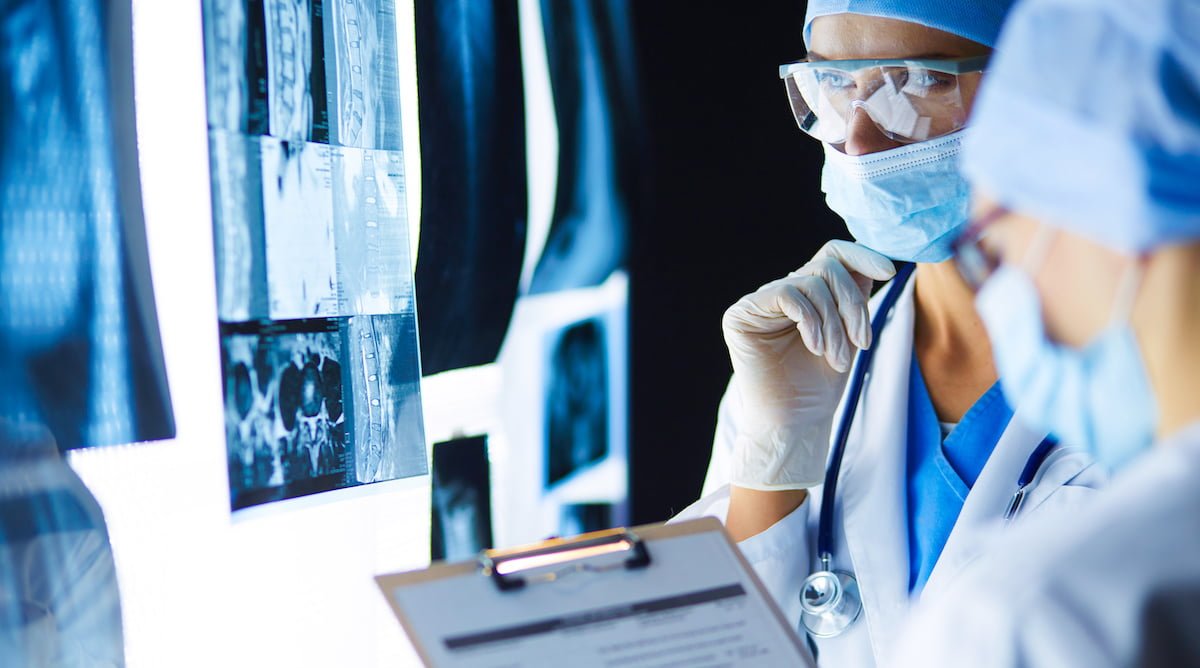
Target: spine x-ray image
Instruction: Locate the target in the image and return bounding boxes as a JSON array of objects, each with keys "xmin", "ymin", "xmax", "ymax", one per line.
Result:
[
  {"xmin": 326, "ymin": 0, "xmax": 403, "ymax": 150},
  {"xmin": 203, "ymin": 0, "xmax": 424, "ymax": 512},
  {"xmin": 203, "ymin": 0, "xmax": 403, "ymax": 150},
  {"xmin": 209, "ymin": 133, "xmax": 414, "ymax": 322},
  {"xmin": 221, "ymin": 314, "xmax": 424, "ymax": 510},
  {"xmin": 430, "ymin": 436, "xmax": 494, "ymax": 562},
  {"xmin": 545, "ymin": 319, "xmax": 609, "ymax": 487}
]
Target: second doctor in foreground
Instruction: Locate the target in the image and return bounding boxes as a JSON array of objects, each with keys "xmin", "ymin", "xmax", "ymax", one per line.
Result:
[
  {"xmin": 681, "ymin": 1, "xmax": 1103, "ymax": 665},
  {"xmin": 894, "ymin": 0, "xmax": 1200, "ymax": 664}
]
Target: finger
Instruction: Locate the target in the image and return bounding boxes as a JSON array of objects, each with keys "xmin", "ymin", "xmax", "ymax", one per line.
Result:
[
  {"xmin": 774, "ymin": 285, "xmax": 825, "ymax": 356},
  {"xmin": 820, "ymin": 240, "xmax": 896, "ymax": 286},
  {"xmin": 723, "ymin": 282, "xmax": 813, "ymax": 340},
  {"xmin": 807, "ymin": 256, "xmax": 873, "ymax": 350},
  {"xmin": 794, "ymin": 276, "xmax": 852, "ymax": 373}
]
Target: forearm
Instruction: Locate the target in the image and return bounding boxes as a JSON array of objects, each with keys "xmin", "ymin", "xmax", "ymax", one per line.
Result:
[{"xmin": 726, "ymin": 486, "xmax": 808, "ymax": 542}]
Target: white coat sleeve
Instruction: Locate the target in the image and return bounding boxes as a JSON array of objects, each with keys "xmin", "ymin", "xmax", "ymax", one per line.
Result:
[
  {"xmin": 673, "ymin": 482, "xmax": 814, "ymax": 629},
  {"xmin": 701, "ymin": 375, "xmax": 741, "ymax": 498}
]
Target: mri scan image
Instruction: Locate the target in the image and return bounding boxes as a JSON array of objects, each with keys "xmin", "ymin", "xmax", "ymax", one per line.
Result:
[{"xmin": 220, "ymin": 314, "xmax": 425, "ymax": 510}]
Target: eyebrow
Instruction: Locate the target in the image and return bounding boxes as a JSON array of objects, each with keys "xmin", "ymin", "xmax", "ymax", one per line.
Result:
[{"xmin": 805, "ymin": 51, "xmax": 959, "ymax": 62}]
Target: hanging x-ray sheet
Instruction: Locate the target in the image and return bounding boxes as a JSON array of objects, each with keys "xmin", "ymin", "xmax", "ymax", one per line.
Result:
[
  {"xmin": 527, "ymin": 0, "xmax": 639, "ymax": 294},
  {"xmin": 0, "ymin": 0, "xmax": 175, "ymax": 451},
  {"xmin": 411, "ymin": 0, "xmax": 527, "ymax": 376},
  {"xmin": 201, "ymin": 0, "xmax": 426, "ymax": 512}
]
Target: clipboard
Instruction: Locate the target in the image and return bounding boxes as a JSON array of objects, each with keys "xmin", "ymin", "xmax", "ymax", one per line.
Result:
[{"xmin": 376, "ymin": 517, "xmax": 814, "ymax": 667}]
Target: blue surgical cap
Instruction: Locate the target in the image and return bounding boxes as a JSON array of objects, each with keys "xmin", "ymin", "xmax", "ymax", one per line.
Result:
[
  {"xmin": 963, "ymin": 0, "xmax": 1200, "ymax": 252},
  {"xmin": 803, "ymin": 0, "xmax": 1016, "ymax": 50}
]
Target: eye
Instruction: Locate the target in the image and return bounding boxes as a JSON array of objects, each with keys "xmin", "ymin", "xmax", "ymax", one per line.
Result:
[
  {"xmin": 903, "ymin": 69, "xmax": 953, "ymax": 91},
  {"xmin": 813, "ymin": 69, "xmax": 855, "ymax": 91}
]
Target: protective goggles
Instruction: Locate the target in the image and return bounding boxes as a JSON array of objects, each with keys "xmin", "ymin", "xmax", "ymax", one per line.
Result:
[
  {"xmin": 952, "ymin": 205, "xmax": 1012, "ymax": 292},
  {"xmin": 779, "ymin": 56, "xmax": 988, "ymax": 145}
]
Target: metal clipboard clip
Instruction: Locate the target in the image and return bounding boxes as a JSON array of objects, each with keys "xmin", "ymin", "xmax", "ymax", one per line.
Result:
[{"xmin": 478, "ymin": 528, "xmax": 652, "ymax": 592}]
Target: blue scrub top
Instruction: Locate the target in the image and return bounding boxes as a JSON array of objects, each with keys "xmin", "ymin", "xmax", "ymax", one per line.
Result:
[{"xmin": 906, "ymin": 353, "xmax": 1013, "ymax": 593}]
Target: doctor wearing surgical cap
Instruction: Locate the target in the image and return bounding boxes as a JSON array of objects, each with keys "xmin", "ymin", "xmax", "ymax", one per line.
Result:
[
  {"xmin": 675, "ymin": 1, "xmax": 1105, "ymax": 665},
  {"xmin": 890, "ymin": 0, "xmax": 1200, "ymax": 665}
]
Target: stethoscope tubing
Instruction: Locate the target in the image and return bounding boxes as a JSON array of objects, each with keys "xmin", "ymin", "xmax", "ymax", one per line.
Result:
[
  {"xmin": 816, "ymin": 262, "xmax": 916, "ymax": 560},
  {"xmin": 805, "ymin": 261, "xmax": 1062, "ymax": 642}
]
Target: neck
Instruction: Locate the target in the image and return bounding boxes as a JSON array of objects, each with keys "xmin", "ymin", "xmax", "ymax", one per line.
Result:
[
  {"xmin": 1136, "ymin": 244, "xmax": 1200, "ymax": 441},
  {"xmin": 911, "ymin": 259, "xmax": 998, "ymax": 421},
  {"xmin": 912, "ymin": 259, "xmax": 993, "ymax": 355}
]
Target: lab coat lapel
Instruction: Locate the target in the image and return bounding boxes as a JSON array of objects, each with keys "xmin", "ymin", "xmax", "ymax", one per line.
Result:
[
  {"xmin": 839, "ymin": 276, "xmax": 916, "ymax": 663},
  {"xmin": 918, "ymin": 415, "xmax": 1043, "ymax": 603}
]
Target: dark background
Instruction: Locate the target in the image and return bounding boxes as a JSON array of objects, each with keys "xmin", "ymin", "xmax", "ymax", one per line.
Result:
[{"xmin": 626, "ymin": 1, "xmax": 847, "ymax": 523}]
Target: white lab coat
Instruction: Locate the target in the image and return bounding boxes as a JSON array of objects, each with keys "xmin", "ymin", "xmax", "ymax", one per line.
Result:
[
  {"xmin": 676, "ymin": 275, "xmax": 1106, "ymax": 667},
  {"xmin": 892, "ymin": 421, "xmax": 1200, "ymax": 668}
]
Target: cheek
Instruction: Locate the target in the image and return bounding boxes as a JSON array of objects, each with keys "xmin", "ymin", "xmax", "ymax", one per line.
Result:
[
  {"xmin": 1034, "ymin": 247, "xmax": 1125, "ymax": 347},
  {"xmin": 959, "ymin": 73, "xmax": 983, "ymax": 117}
]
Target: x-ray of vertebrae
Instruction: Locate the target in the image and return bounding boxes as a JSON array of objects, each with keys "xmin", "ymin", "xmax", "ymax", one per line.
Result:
[
  {"xmin": 202, "ymin": 0, "xmax": 424, "ymax": 512},
  {"xmin": 209, "ymin": 132, "xmax": 413, "ymax": 321},
  {"xmin": 221, "ymin": 314, "xmax": 424, "ymax": 510},
  {"xmin": 326, "ymin": 0, "xmax": 404, "ymax": 149},
  {"xmin": 203, "ymin": 0, "xmax": 402, "ymax": 150}
]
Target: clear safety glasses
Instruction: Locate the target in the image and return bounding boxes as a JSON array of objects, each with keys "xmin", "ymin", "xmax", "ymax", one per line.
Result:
[
  {"xmin": 779, "ymin": 56, "xmax": 988, "ymax": 145},
  {"xmin": 952, "ymin": 205, "xmax": 1012, "ymax": 291}
]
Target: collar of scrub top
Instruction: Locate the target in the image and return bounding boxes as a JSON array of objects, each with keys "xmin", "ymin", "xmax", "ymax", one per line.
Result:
[{"xmin": 906, "ymin": 358, "xmax": 1013, "ymax": 593}]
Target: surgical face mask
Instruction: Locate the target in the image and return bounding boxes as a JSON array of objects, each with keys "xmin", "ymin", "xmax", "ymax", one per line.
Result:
[
  {"xmin": 975, "ymin": 248, "xmax": 1157, "ymax": 472},
  {"xmin": 820, "ymin": 131, "xmax": 969, "ymax": 263}
]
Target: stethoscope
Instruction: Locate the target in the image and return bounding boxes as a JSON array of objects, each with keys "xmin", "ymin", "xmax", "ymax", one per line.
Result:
[{"xmin": 798, "ymin": 261, "xmax": 1059, "ymax": 639}]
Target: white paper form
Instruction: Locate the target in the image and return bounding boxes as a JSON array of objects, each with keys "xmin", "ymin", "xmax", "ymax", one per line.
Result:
[{"xmin": 379, "ymin": 521, "xmax": 812, "ymax": 667}]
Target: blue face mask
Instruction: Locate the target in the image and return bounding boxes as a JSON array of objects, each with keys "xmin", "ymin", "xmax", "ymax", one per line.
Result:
[
  {"xmin": 975, "ymin": 263, "xmax": 1158, "ymax": 471},
  {"xmin": 821, "ymin": 131, "xmax": 970, "ymax": 263}
]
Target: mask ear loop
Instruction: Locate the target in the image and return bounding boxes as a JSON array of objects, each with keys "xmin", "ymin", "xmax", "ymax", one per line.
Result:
[
  {"xmin": 1108, "ymin": 256, "xmax": 1145, "ymax": 326},
  {"xmin": 1020, "ymin": 225, "xmax": 1057, "ymax": 276}
]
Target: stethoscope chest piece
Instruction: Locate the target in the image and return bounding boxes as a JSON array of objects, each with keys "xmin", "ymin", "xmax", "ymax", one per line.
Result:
[{"xmin": 800, "ymin": 567, "xmax": 863, "ymax": 638}]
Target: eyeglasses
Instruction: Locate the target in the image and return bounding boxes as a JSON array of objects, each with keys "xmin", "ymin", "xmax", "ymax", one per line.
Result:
[
  {"xmin": 952, "ymin": 205, "xmax": 1012, "ymax": 292},
  {"xmin": 778, "ymin": 56, "xmax": 988, "ymax": 145}
]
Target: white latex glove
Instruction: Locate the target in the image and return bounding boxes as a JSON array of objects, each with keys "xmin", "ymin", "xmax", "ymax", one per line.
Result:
[{"xmin": 723, "ymin": 240, "xmax": 896, "ymax": 491}]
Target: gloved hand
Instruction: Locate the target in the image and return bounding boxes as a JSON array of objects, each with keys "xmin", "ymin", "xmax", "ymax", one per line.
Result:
[{"xmin": 723, "ymin": 240, "xmax": 896, "ymax": 491}]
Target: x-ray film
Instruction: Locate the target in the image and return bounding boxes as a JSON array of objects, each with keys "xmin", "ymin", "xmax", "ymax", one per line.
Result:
[
  {"xmin": 559, "ymin": 503, "xmax": 613, "ymax": 537},
  {"xmin": 221, "ymin": 314, "xmax": 424, "ymax": 510},
  {"xmin": 430, "ymin": 435, "xmax": 493, "ymax": 562},
  {"xmin": 203, "ymin": 0, "xmax": 401, "ymax": 150},
  {"xmin": 264, "ymin": 0, "xmax": 329, "ymax": 142},
  {"xmin": 326, "ymin": 0, "xmax": 403, "ymax": 149},
  {"xmin": 545, "ymin": 318, "xmax": 609, "ymax": 487},
  {"xmin": 345, "ymin": 314, "xmax": 425, "ymax": 483},
  {"xmin": 260, "ymin": 137, "xmax": 339, "ymax": 319},
  {"xmin": 210, "ymin": 131, "xmax": 269, "ymax": 321},
  {"xmin": 211, "ymin": 136, "xmax": 414, "ymax": 321},
  {"xmin": 331, "ymin": 146, "xmax": 412, "ymax": 315},
  {"xmin": 203, "ymin": 0, "xmax": 424, "ymax": 512},
  {"xmin": 202, "ymin": 0, "xmax": 270, "ymax": 135}
]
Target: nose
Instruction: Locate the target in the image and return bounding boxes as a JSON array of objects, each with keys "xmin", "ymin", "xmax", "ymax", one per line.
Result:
[{"xmin": 842, "ymin": 105, "xmax": 903, "ymax": 156}]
